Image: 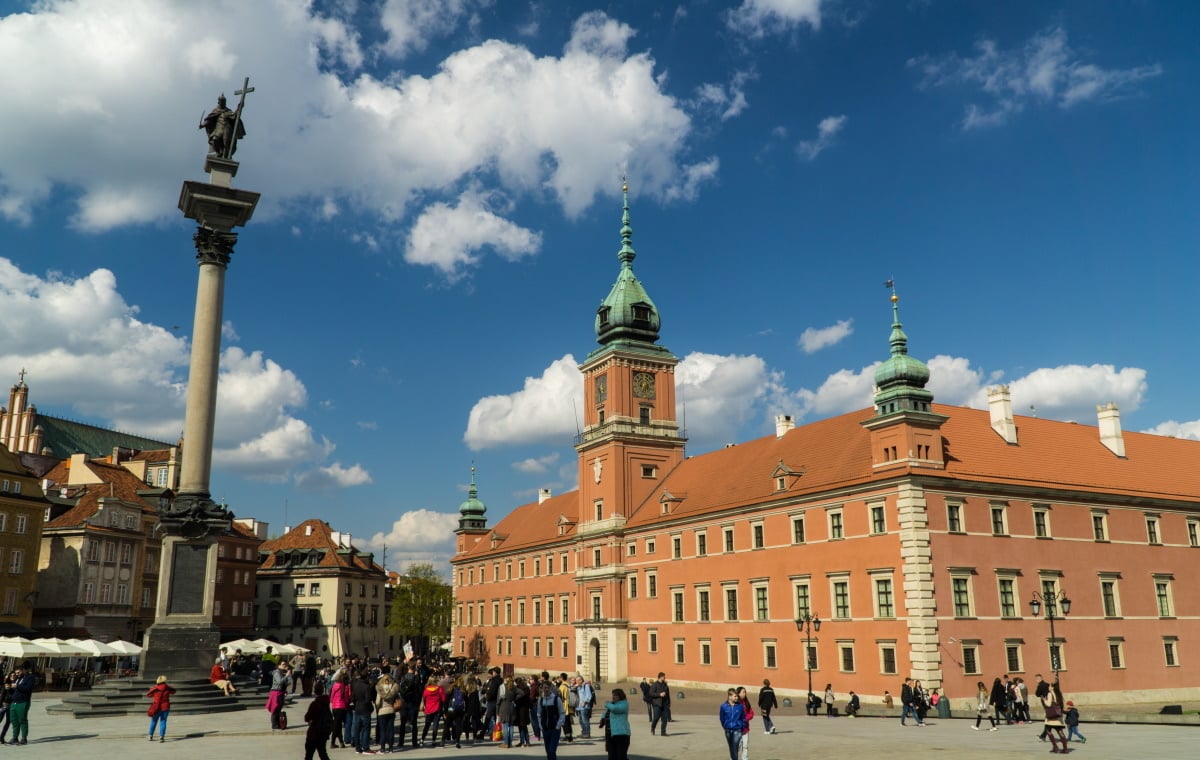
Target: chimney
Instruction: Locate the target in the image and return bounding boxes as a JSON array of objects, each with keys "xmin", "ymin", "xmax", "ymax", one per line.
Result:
[
  {"xmin": 987, "ymin": 385, "xmax": 1018, "ymax": 444},
  {"xmin": 283, "ymin": 525, "xmax": 292, "ymax": 536},
  {"xmin": 1097, "ymin": 402, "xmax": 1126, "ymax": 457},
  {"xmin": 305, "ymin": 524, "xmax": 313, "ymax": 536},
  {"xmin": 538, "ymin": 488, "xmax": 552, "ymax": 504},
  {"xmin": 775, "ymin": 414, "xmax": 795, "ymax": 438},
  {"xmin": 343, "ymin": 532, "xmax": 352, "ymax": 549},
  {"xmin": 112, "ymin": 446, "xmax": 120, "ymax": 464}
]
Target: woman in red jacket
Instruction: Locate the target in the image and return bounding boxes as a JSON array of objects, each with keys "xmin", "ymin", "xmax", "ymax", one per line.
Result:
[
  {"xmin": 145, "ymin": 675, "xmax": 177, "ymax": 743},
  {"xmin": 420, "ymin": 676, "xmax": 446, "ymax": 747}
]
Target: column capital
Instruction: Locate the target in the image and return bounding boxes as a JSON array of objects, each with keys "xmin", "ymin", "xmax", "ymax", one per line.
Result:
[{"xmin": 193, "ymin": 227, "xmax": 237, "ymax": 267}]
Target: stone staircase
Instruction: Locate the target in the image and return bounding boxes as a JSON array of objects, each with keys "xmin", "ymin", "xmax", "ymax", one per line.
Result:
[{"xmin": 45, "ymin": 675, "xmax": 296, "ymax": 719}]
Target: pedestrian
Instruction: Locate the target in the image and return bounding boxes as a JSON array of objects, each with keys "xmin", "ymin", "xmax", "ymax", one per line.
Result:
[
  {"xmin": 465, "ymin": 676, "xmax": 483, "ymax": 743},
  {"xmin": 845, "ymin": 691, "xmax": 861, "ymax": 718},
  {"xmin": 422, "ymin": 675, "xmax": 447, "ymax": 747},
  {"xmin": 496, "ymin": 675, "xmax": 516, "ymax": 748},
  {"xmin": 534, "ymin": 679, "xmax": 566, "ymax": 760},
  {"xmin": 973, "ymin": 681, "xmax": 998, "ymax": 731},
  {"xmin": 304, "ymin": 682, "xmax": 334, "ymax": 760},
  {"xmin": 639, "ymin": 677, "xmax": 652, "ymax": 722},
  {"xmin": 268, "ymin": 661, "xmax": 292, "ymax": 730},
  {"xmin": 0, "ymin": 672, "xmax": 11, "ymax": 744},
  {"xmin": 988, "ymin": 677, "xmax": 1007, "ymax": 727},
  {"xmin": 900, "ymin": 677, "xmax": 923, "ymax": 726},
  {"xmin": 210, "ymin": 657, "xmax": 239, "ymax": 696},
  {"xmin": 737, "ymin": 686, "xmax": 755, "ymax": 760},
  {"xmin": 375, "ymin": 669, "xmax": 400, "ymax": 752},
  {"xmin": 1041, "ymin": 680, "xmax": 1069, "ymax": 754},
  {"xmin": 824, "ymin": 683, "xmax": 836, "ymax": 717},
  {"xmin": 757, "ymin": 679, "xmax": 778, "ymax": 735},
  {"xmin": 576, "ymin": 677, "xmax": 595, "ymax": 739},
  {"xmin": 649, "ymin": 672, "xmax": 670, "ymax": 736},
  {"xmin": 1065, "ymin": 701, "xmax": 1086, "ymax": 744},
  {"xmin": 399, "ymin": 664, "xmax": 423, "ymax": 748},
  {"xmin": 719, "ymin": 689, "xmax": 748, "ymax": 760},
  {"xmin": 145, "ymin": 675, "xmax": 176, "ymax": 743},
  {"xmin": 351, "ymin": 668, "xmax": 376, "ymax": 753},
  {"xmin": 913, "ymin": 679, "xmax": 929, "ymax": 723},
  {"xmin": 479, "ymin": 667, "xmax": 502, "ymax": 741},
  {"xmin": 603, "ymin": 688, "xmax": 631, "ymax": 760},
  {"xmin": 329, "ymin": 669, "xmax": 350, "ymax": 749},
  {"xmin": 1035, "ymin": 674, "xmax": 1052, "ymax": 741},
  {"xmin": 883, "ymin": 690, "xmax": 893, "ymax": 709}
]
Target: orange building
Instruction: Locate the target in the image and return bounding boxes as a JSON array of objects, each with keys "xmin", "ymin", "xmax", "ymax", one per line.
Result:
[{"xmin": 451, "ymin": 193, "xmax": 1200, "ymax": 705}]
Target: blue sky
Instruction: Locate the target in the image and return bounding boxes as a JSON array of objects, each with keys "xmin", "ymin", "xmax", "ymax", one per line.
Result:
[{"xmin": 1, "ymin": 1, "xmax": 1196, "ymax": 571}]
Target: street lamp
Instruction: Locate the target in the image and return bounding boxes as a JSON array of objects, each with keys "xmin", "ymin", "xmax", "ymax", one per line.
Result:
[
  {"xmin": 1029, "ymin": 590, "xmax": 1071, "ymax": 683},
  {"xmin": 795, "ymin": 612, "xmax": 821, "ymax": 711}
]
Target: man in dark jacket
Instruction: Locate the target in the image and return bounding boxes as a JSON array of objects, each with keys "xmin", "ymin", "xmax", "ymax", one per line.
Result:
[
  {"xmin": 900, "ymin": 677, "xmax": 923, "ymax": 726},
  {"xmin": 304, "ymin": 682, "xmax": 334, "ymax": 760},
  {"xmin": 649, "ymin": 672, "xmax": 670, "ymax": 736},
  {"xmin": 351, "ymin": 669, "xmax": 376, "ymax": 753},
  {"xmin": 479, "ymin": 667, "xmax": 502, "ymax": 740},
  {"xmin": 5, "ymin": 667, "xmax": 34, "ymax": 745},
  {"xmin": 757, "ymin": 679, "xmax": 779, "ymax": 734}
]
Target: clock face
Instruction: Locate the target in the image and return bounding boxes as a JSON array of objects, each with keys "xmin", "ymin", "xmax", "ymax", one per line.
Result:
[
  {"xmin": 594, "ymin": 375, "xmax": 608, "ymax": 404},
  {"xmin": 633, "ymin": 371, "xmax": 656, "ymax": 399}
]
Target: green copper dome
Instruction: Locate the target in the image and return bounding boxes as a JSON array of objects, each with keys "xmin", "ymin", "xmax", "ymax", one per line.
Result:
[
  {"xmin": 457, "ymin": 467, "xmax": 487, "ymax": 531},
  {"xmin": 873, "ymin": 293, "xmax": 934, "ymax": 414},
  {"xmin": 595, "ymin": 183, "xmax": 662, "ymax": 346}
]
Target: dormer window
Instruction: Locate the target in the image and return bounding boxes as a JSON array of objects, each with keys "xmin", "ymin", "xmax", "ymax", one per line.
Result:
[
  {"xmin": 598, "ymin": 307, "xmax": 611, "ymax": 326},
  {"xmin": 632, "ymin": 304, "xmax": 651, "ymax": 322}
]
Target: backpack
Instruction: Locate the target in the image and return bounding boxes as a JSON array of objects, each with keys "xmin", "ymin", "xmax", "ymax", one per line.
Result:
[
  {"xmin": 567, "ymin": 687, "xmax": 579, "ymax": 709},
  {"xmin": 450, "ymin": 687, "xmax": 466, "ymax": 713}
]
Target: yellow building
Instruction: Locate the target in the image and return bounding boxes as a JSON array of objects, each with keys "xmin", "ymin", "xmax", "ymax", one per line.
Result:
[{"xmin": 0, "ymin": 444, "xmax": 49, "ymax": 635}]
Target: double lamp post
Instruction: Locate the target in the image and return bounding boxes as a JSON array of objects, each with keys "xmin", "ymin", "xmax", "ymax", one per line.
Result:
[
  {"xmin": 1030, "ymin": 589, "xmax": 1071, "ymax": 684},
  {"xmin": 796, "ymin": 612, "xmax": 821, "ymax": 707}
]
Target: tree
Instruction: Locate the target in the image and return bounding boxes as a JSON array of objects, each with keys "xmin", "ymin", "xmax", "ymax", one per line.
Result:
[{"xmin": 388, "ymin": 562, "xmax": 452, "ymax": 655}]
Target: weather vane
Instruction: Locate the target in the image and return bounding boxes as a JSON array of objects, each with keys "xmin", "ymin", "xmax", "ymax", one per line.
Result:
[{"xmin": 199, "ymin": 76, "xmax": 254, "ymax": 159}]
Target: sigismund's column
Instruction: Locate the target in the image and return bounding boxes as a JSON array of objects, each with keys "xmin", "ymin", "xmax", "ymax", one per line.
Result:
[{"xmin": 139, "ymin": 80, "xmax": 260, "ymax": 681}]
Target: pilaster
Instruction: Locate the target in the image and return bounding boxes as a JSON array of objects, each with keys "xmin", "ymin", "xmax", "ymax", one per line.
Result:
[{"xmin": 897, "ymin": 481, "xmax": 942, "ymax": 689}]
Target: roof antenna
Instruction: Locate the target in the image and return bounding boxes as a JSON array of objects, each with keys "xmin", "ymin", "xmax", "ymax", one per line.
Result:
[{"xmin": 571, "ymin": 397, "xmax": 582, "ymax": 438}]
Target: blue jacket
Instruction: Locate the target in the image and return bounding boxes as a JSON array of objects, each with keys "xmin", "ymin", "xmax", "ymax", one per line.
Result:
[
  {"xmin": 11, "ymin": 675, "xmax": 34, "ymax": 704},
  {"xmin": 603, "ymin": 699, "xmax": 631, "ymax": 737},
  {"xmin": 720, "ymin": 701, "xmax": 747, "ymax": 731}
]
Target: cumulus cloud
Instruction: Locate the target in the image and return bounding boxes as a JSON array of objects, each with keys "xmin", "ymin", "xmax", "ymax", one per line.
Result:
[
  {"xmin": 1144, "ymin": 419, "xmax": 1200, "ymax": 441},
  {"xmin": 727, "ymin": 0, "xmax": 824, "ymax": 38},
  {"xmin": 512, "ymin": 453, "xmax": 560, "ymax": 474},
  {"xmin": 995, "ymin": 364, "xmax": 1147, "ymax": 422},
  {"xmin": 794, "ymin": 363, "xmax": 877, "ymax": 418},
  {"xmin": 692, "ymin": 70, "xmax": 755, "ymax": 122},
  {"xmin": 295, "ymin": 462, "xmax": 374, "ymax": 490},
  {"xmin": 910, "ymin": 26, "xmax": 1162, "ymax": 129},
  {"xmin": 404, "ymin": 188, "xmax": 542, "ymax": 281},
  {"xmin": 359, "ymin": 508, "xmax": 461, "ymax": 569},
  {"xmin": 796, "ymin": 114, "xmax": 847, "ymax": 160},
  {"xmin": 798, "ymin": 319, "xmax": 853, "ymax": 354},
  {"xmin": 464, "ymin": 354, "xmax": 581, "ymax": 449},
  {"xmin": 0, "ymin": 2, "xmax": 709, "ymax": 245},
  {"xmin": 676, "ymin": 352, "xmax": 783, "ymax": 448}
]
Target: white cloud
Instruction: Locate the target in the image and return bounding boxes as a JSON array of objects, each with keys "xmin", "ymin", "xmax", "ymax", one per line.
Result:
[
  {"xmin": 295, "ymin": 462, "xmax": 374, "ymax": 489},
  {"xmin": 0, "ymin": 3, "xmax": 706, "ymax": 240},
  {"xmin": 221, "ymin": 320, "xmax": 240, "ymax": 342},
  {"xmin": 798, "ymin": 319, "xmax": 853, "ymax": 353},
  {"xmin": 512, "ymin": 453, "xmax": 560, "ymax": 474},
  {"xmin": 1144, "ymin": 419, "xmax": 1200, "ymax": 441},
  {"xmin": 910, "ymin": 27, "xmax": 1162, "ymax": 129},
  {"xmin": 794, "ymin": 363, "xmax": 877, "ymax": 418},
  {"xmin": 676, "ymin": 352, "xmax": 783, "ymax": 448},
  {"xmin": 796, "ymin": 114, "xmax": 847, "ymax": 160},
  {"xmin": 405, "ymin": 188, "xmax": 542, "ymax": 281},
  {"xmin": 464, "ymin": 354, "xmax": 582, "ymax": 449},
  {"xmin": 727, "ymin": 0, "xmax": 824, "ymax": 38},
  {"xmin": 994, "ymin": 364, "xmax": 1147, "ymax": 422},
  {"xmin": 662, "ymin": 158, "xmax": 720, "ymax": 204},
  {"xmin": 359, "ymin": 509, "xmax": 460, "ymax": 569},
  {"xmin": 380, "ymin": 0, "xmax": 488, "ymax": 59},
  {"xmin": 692, "ymin": 70, "xmax": 754, "ymax": 122},
  {"xmin": 925, "ymin": 354, "xmax": 989, "ymax": 406}
]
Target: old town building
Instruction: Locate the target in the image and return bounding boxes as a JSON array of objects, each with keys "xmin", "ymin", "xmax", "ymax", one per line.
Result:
[
  {"xmin": 0, "ymin": 445, "xmax": 49, "ymax": 635},
  {"xmin": 451, "ymin": 191, "xmax": 1200, "ymax": 704},
  {"xmin": 255, "ymin": 519, "xmax": 388, "ymax": 658}
]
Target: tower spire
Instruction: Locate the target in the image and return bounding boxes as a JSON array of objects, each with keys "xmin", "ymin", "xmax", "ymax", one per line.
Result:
[
  {"xmin": 619, "ymin": 175, "xmax": 635, "ymax": 267},
  {"xmin": 457, "ymin": 463, "xmax": 487, "ymax": 532}
]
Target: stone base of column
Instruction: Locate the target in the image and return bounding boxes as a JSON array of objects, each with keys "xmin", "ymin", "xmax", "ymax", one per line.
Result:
[{"xmin": 138, "ymin": 623, "xmax": 221, "ymax": 682}]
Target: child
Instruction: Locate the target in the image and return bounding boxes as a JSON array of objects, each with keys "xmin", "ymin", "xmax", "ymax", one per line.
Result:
[
  {"xmin": 1065, "ymin": 701, "xmax": 1086, "ymax": 743},
  {"xmin": 883, "ymin": 691, "xmax": 893, "ymax": 709}
]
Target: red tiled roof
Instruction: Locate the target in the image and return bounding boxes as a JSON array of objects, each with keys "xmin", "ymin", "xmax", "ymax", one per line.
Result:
[
  {"xmin": 259, "ymin": 519, "xmax": 384, "ymax": 573},
  {"xmin": 43, "ymin": 457, "xmax": 161, "ymax": 528},
  {"xmin": 458, "ymin": 403, "xmax": 1200, "ymax": 561}
]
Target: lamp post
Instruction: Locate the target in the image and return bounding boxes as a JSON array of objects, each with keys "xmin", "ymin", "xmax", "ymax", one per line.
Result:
[
  {"xmin": 795, "ymin": 612, "xmax": 821, "ymax": 709},
  {"xmin": 1029, "ymin": 590, "xmax": 1071, "ymax": 683}
]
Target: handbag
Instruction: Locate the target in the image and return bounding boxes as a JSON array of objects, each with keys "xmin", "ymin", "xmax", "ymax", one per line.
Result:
[
  {"xmin": 598, "ymin": 709, "xmax": 609, "ymax": 729},
  {"xmin": 492, "ymin": 719, "xmax": 503, "ymax": 742},
  {"xmin": 1044, "ymin": 703, "xmax": 1063, "ymax": 720}
]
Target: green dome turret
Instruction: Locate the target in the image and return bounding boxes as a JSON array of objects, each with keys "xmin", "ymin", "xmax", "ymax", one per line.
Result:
[
  {"xmin": 457, "ymin": 466, "xmax": 487, "ymax": 531},
  {"xmin": 873, "ymin": 292, "xmax": 934, "ymax": 415},
  {"xmin": 594, "ymin": 182, "xmax": 662, "ymax": 346}
]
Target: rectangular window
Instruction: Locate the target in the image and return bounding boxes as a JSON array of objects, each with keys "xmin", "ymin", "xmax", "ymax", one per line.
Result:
[
  {"xmin": 100, "ymin": 583, "xmax": 112, "ymax": 603},
  {"xmin": 15, "ymin": 515, "xmax": 26, "ymax": 534},
  {"xmin": 697, "ymin": 532, "xmax": 707, "ymax": 556},
  {"xmin": 880, "ymin": 644, "xmax": 897, "ymax": 675},
  {"xmin": 765, "ymin": 643, "xmax": 777, "ymax": 669},
  {"xmin": 642, "ymin": 464, "xmax": 657, "ymax": 478},
  {"xmin": 647, "ymin": 573, "xmax": 657, "ymax": 598},
  {"xmin": 698, "ymin": 589, "xmax": 711, "ymax": 622},
  {"xmin": 672, "ymin": 536, "xmax": 682, "ymax": 559},
  {"xmin": 1005, "ymin": 644, "xmax": 1023, "ymax": 673},
  {"xmin": 792, "ymin": 516, "xmax": 806, "ymax": 543},
  {"xmin": 519, "ymin": 600, "xmax": 527, "ymax": 624},
  {"xmin": 754, "ymin": 586, "xmax": 769, "ymax": 621},
  {"xmin": 673, "ymin": 591, "xmax": 684, "ymax": 622},
  {"xmin": 728, "ymin": 642, "xmax": 740, "ymax": 667},
  {"xmin": 1100, "ymin": 579, "xmax": 1120, "ymax": 617},
  {"xmin": 794, "ymin": 582, "xmax": 811, "ymax": 617},
  {"xmin": 806, "ymin": 644, "xmax": 817, "ymax": 671},
  {"xmin": 752, "ymin": 523, "xmax": 765, "ymax": 549},
  {"xmin": 629, "ymin": 575, "xmax": 638, "ymax": 599},
  {"xmin": 534, "ymin": 558, "xmax": 540, "ymax": 577},
  {"xmin": 829, "ymin": 510, "xmax": 844, "ymax": 540},
  {"xmin": 1155, "ymin": 578, "xmax": 1175, "ymax": 617},
  {"xmin": 519, "ymin": 560, "xmax": 526, "ymax": 578},
  {"xmin": 142, "ymin": 588, "xmax": 153, "ymax": 608},
  {"xmin": 675, "ymin": 641, "xmax": 685, "ymax": 664},
  {"xmin": 1164, "ymin": 638, "xmax": 1179, "ymax": 667},
  {"xmin": 562, "ymin": 597, "xmax": 569, "ymax": 622},
  {"xmin": 832, "ymin": 580, "xmax": 850, "ymax": 619},
  {"xmin": 533, "ymin": 600, "xmax": 541, "ymax": 625},
  {"xmin": 947, "ymin": 503, "xmax": 962, "ymax": 532},
  {"xmin": 1049, "ymin": 641, "xmax": 1065, "ymax": 673},
  {"xmin": 1188, "ymin": 521, "xmax": 1200, "ymax": 548},
  {"xmin": 534, "ymin": 639, "xmax": 541, "ymax": 658},
  {"xmin": 648, "ymin": 632, "xmax": 658, "ymax": 653},
  {"xmin": 561, "ymin": 552, "xmax": 568, "ymax": 571},
  {"xmin": 591, "ymin": 596, "xmax": 600, "ymax": 621},
  {"xmin": 998, "ymin": 578, "xmax": 1017, "ymax": 618},
  {"xmin": 725, "ymin": 587, "xmax": 739, "ymax": 620},
  {"xmin": 83, "ymin": 582, "xmax": 94, "ymax": 603},
  {"xmin": 990, "ymin": 506, "xmax": 1008, "ymax": 536},
  {"xmin": 870, "ymin": 504, "xmax": 886, "ymax": 534},
  {"xmin": 700, "ymin": 641, "xmax": 711, "ymax": 665},
  {"xmin": 952, "ymin": 576, "xmax": 974, "ymax": 618},
  {"xmin": 962, "ymin": 644, "xmax": 980, "ymax": 675},
  {"xmin": 593, "ymin": 548, "xmax": 602, "ymax": 567},
  {"xmin": 1146, "ymin": 517, "xmax": 1161, "ymax": 545},
  {"xmin": 1092, "ymin": 513, "xmax": 1108, "ymax": 541},
  {"xmin": 628, "ymin": 633, "xmax": 637, "ymax": 653},
  {"xmin": 1034, "ymin": 508, "xmax": 1049, "ymax": 538},
  {"xmin": 310, "ymin": 583, "xmax": 320, "ymax": 596},
  {"xmin": 0, "ymin": 513, "xmax": 6, "ymax": 532},
  {"xmin": 645, "ymin": 540, "xmax": 655, "ymax": 554},
  {"xmin": 723, "ymin": 527, "xmax": 734, "ymax": 552},
  {"xmin": 294, "ymin": 583, "xmax": 305, "ymax": 596},
  {"xmin": 7, "ymin": 549, "xmax": 21, "ymax": 574},
  {"xmin": 1108, "ymin": 640, "xmax": 1125, "ymax": 669},
  {"xmin": 840, "ymin": 644, "xmax": 855, "ymax": 672},
  {"xmin": 874, "ymin": 578, "xmax": 894, "ymax": 618}
]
